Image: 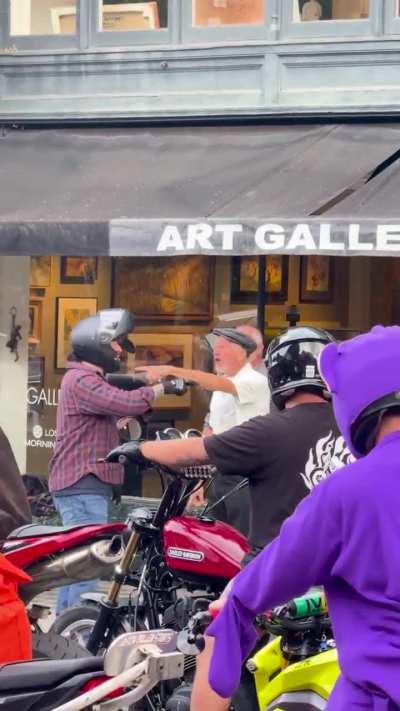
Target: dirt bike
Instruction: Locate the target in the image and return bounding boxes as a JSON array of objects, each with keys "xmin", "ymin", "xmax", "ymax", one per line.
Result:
[
  {"xmin": 182, "ymin": 589, "xmax": 339, "ymax": 711},
  {"xmin": 0, "ymin": 628, "xmax": 183, "ymax": 711}
]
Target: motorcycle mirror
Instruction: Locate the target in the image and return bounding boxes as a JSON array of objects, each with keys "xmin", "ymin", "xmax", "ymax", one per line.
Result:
[
  {"xmin": 127, "ymin": 417, "xmax": 143, "ymax": 441},
  {"xmin": 156, "ymin": 428, "xmax": 183, "ymax": 440},
  {"xmin": 104, "ymin": 629, "xmax": 178, "ymax": 676},
  {"xmin": 184, "ymin": 429, "xmax": 202, "ymax": 438}
]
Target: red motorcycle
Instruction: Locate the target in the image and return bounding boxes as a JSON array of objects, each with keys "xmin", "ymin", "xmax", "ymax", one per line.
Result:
[
  {"xmin": 2, "ymin": 520, "xmax": 126, "ymax": 658},
  {"xmin": 52, "ymin": 437, "xmax": 248, "ymax": 709}
]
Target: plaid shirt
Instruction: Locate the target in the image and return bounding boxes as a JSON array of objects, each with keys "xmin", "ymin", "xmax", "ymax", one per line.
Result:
[{"xmin": 49, "ymin": 362, "xmax": 155, "ymax": 493}]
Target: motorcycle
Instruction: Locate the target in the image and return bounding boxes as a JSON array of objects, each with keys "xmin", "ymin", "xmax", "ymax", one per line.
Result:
[
  {"xmin": 182, "ymin": 589, "xmax": 339, "ymax": 711},
  {"xmin": 52, "ymin": 435, "xmax": 249, "ymax": 707},
  {"xmin": 2, "ymin": 519, "xmax": 127, "ymax": 657},
  {"xmin": 0, "ymin": 628, "xmax": 184, "ymax": 711}
]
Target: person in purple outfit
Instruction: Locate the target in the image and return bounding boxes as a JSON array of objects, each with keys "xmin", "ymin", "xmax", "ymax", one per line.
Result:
[{"xmin": 200, "ymin": 325, "xmax": 400, "ymax": 711}]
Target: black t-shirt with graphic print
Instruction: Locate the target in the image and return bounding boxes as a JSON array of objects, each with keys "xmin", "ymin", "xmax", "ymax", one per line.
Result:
[{"xmin": 204, "ymin": 403, "xmax": 351, "ymax": 552}]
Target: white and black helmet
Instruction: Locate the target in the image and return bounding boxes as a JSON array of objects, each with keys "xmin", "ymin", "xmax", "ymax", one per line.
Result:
[
  {"xmin": 71, "ymin": 308, "xmax": 135, "ymax": 373},
  {"xmin": 266, "ymin": 326, "xmax": 335, "ymax": 410}
]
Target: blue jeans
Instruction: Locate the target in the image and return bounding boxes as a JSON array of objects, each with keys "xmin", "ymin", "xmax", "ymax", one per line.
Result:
[{"xmin": 53, "ymin": 494, "xmax": 110, "ymax": 615}]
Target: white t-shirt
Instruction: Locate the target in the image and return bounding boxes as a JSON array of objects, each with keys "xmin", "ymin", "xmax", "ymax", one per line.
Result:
[{"xmin": 208, "ymin": 363, "xmax": 270, "ymax": 435}]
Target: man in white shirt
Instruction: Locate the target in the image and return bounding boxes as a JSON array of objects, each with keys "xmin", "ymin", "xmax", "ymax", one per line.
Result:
[{"xmin": 136, "ymin": 328, "xmax": 269, "ymax": 534}]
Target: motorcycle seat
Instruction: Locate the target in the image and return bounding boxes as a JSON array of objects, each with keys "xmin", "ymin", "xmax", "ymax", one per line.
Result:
[
  {"xmin": 7, "ymin": 522, "xmax": 126, "ymax": 539},
  {"xmin": 0, "ymin": 657, "xmax": 103, "ymax": 691},
  {"xmin": 8, "ymin": 524, "xmax": 86, "ymax": 538}
]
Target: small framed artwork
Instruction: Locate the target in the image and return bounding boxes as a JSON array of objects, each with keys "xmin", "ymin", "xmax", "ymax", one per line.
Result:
[
  {"xmin": 28, "ymin": 301, "xmax": 42, "ymax": 344},
  {"xmin": 56, "ymin": 297, "xmax": 98, "ymax": 369},
  {"xmin": 60, "ymin": 257, "xmax": 98, "ymax": 284},
  {"xmin": 300, "ymin": 256, "xmax": 334, "ymax": 303},
  {"xmin": 231, "ymin": 256, "xmax": 289, "ymax": 304},
  {"xmin": 31, "ymin": 256, "xmax": 51, "ymax": 287},
  {"xmin": 128, "ymin": 333, "xmax": 193, "ymax": 408}
]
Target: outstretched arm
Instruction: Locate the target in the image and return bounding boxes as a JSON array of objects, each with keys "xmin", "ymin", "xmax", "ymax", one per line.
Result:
[{"xmin": 136, "ymin": 365, "xmax": 237, "ymax": 395}]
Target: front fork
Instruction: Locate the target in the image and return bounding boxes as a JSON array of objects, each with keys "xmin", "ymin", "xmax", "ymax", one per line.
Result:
[{"xmin": 87, "ymin": 531, "xmax": 141, "ymax": 655}]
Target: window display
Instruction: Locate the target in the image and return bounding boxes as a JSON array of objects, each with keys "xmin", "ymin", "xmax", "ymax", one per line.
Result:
[
  {"xmin": 10, "ymin": 0, "xmax": 77, "ymax": 35},
  {"xmin": 193, "ymin": 0, "xmax": 265, "ymax": 27},
  {"xmin": 293, "ymin": 0, "xmax": 368, "ymax": 21},
  {"xmin": 99, "ymin": 1, "xmax": 168, "ymax": 31}
]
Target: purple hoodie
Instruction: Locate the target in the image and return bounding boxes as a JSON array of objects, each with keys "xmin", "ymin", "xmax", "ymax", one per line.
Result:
[{"xmin": 207, "ymin": 326, "xmax": 400, "ymax": 711}]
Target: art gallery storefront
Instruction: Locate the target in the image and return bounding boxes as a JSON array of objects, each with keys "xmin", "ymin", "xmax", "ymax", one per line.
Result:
[{"xmin": 1, "ymin": 124, "xmax": 400, "ymax": 495}]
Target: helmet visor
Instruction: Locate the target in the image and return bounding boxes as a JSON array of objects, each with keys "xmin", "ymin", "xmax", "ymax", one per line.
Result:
[
  {"xmin": 117, "ymin": 335, "xmax": 136, "ymax": 354},
  {"xmin": 268, "ymin": 340, "xmax": 326, "ymax": 391}
]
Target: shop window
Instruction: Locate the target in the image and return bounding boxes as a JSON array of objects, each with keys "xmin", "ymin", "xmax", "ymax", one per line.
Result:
[
  {"xmin": 293, "ymin": 0, "xmax": 369, "ymax": 22},
  {"xmin": 10, "ymin": 0, "xmax": 77, "ymax": 36},
  {"xmin": 193, "ymin": 0, "xmax": 265, "ymax": 26},
  {"xmin": 98, "ymin": 0, "xmax": 168, "ymax": 31}
]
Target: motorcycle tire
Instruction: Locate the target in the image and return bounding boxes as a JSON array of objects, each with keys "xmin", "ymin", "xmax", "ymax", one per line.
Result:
[
  {"xmin": 32, "ymin": 631, "xmax": 92, "ymax": 660},
  {"xmin": 51, "ymin": 604, "xmax": 128, "ymax": 651}
]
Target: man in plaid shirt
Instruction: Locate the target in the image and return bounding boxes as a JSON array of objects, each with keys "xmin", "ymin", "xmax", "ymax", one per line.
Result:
[{"xmin": 49, "ymin": 309, "xmax": 170, "ymax": 613}]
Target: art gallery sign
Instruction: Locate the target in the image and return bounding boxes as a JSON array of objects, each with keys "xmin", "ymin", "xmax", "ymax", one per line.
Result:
[
  {"xmin": 109, "ymin": 220, "xmax": 400, "ymax": 258},
  {"xmin": 3, "ymin": 219, "xmax": 400, "ymax": 257}
]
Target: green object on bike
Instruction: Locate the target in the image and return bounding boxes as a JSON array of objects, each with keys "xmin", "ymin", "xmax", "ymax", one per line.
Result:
[{"xmin": 287, "ymin": 591, "xmax": 327, "ymax": 619}]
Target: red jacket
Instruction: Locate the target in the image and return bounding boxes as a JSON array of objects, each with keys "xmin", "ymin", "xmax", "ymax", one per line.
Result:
[{"xmin": 0, "ymin": 553, "xmax": 31, "ymax": 662}]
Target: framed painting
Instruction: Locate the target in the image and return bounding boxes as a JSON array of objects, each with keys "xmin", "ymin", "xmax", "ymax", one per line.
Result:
[
  {"xmin": 113, "ymin": 256, "xmax": 214, "ymax": 322},
  {"xmin": 55, "ymin": 297, "xmax": 98, "ymax": 369},
  {"xmin": 60, "ymin": 257, "xmax": 98, "ymax": 284},
  {"xmin": 300, "ymin": 256, "xmax": 334, "ymax": 303},
  {"xmin": 31, "ymin": 256, "xmax": 51, "ymax": 287},
  {"xmin": 128, "ymin": 333, "xmax": 193, "ymax": 408},
  {"xmin": 231, "ymin": 256, "xmax": 289, "ymax": 304},
  {"xmin": 28, "ymin": 301, "xmax": 42, "ymax": 344}
]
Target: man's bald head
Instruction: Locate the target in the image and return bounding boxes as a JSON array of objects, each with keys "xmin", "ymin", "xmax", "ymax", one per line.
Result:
[{"xmin": 237, "ymin": 326, "xmax": 264, "ymax": 368}]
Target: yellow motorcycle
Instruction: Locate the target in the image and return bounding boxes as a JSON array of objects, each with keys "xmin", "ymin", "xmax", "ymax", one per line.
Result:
[
  {"xmin": 181, "ymin": 590, "xmax": 340, "ymax": 711},
  {"xmin": 241, "ymin": 590, "xmax": 339, "ymax": 711}
]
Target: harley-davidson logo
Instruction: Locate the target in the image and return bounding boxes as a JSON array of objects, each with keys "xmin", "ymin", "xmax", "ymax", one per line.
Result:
[{"xmin": 168, "ymin": 547, "xmax": 204, "ymax": 562}]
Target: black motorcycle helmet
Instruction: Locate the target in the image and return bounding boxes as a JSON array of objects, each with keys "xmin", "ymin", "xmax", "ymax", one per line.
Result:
[
  {"xmin": 351, "ymin": 392, "xmax": 400, "ymax": 457},
  {"xmin": 266, "ymin": 326, "xmax": 335, "ymax": 410},
  {"xmin": 71, "ymin": 308, "xmax": 135, "ymax": 373}
]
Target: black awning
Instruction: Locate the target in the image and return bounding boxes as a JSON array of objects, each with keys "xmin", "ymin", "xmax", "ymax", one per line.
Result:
[{"xmin": 1, "ymin": 124, "xmax": 400, "ymax": 256}]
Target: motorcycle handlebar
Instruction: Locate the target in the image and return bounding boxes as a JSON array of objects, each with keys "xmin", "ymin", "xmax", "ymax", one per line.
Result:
[{"xmin": 100, "ymin": 444, "xmax": 215, "ymax": 481}]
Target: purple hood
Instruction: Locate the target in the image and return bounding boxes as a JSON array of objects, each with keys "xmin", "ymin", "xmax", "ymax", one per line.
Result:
[{"xmin": 319, "ymin": 325, "xmax": 400, "ymax": 459}]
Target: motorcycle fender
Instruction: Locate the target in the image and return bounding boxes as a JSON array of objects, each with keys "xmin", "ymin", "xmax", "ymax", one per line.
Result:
[
  {"xmin": 249, "ymin": 639, "xmax": 339, "ymax": 710},
  {"xmin": 80, "ymin": 592, "xmax": 105, "ymax": 605}
]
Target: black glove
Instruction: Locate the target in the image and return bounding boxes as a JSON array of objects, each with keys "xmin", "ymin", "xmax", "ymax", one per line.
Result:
[
  {"xmin": 102, "ymin": 441, "xmax": 148, "ymax": 466},
  {"xmin": 161, "ymin": 376, "xmax": 187, "ymax": 396}
]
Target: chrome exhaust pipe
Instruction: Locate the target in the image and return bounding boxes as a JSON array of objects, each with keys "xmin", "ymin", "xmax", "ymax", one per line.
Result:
[{"xmin": 21, "ymin": 536, "xmax": 124, "ymax": 603}]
